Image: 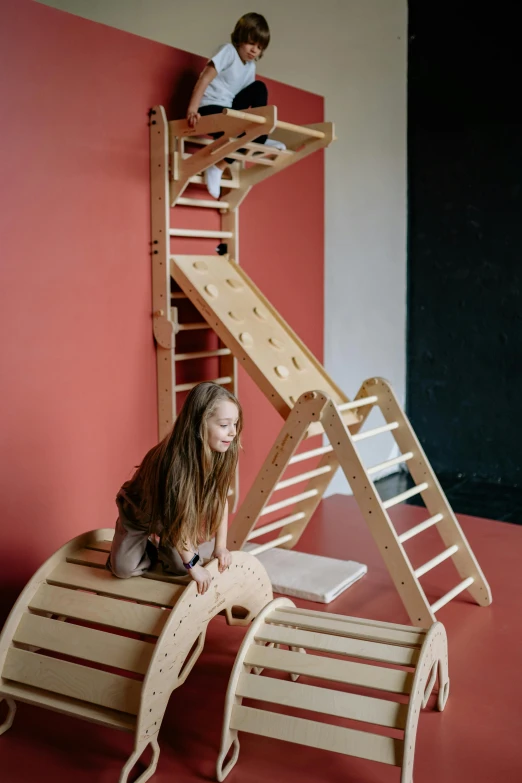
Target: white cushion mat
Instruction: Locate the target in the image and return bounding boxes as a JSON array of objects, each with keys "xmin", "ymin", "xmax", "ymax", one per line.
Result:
[{"xmin": 244, "ymin": 545, "xmax": 367, "ymax": 604}]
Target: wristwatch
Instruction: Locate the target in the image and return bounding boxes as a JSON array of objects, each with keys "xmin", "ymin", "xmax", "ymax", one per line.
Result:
[{"xmin": 183, "ymin": 552, "xmax": 200, "ymax": 570}]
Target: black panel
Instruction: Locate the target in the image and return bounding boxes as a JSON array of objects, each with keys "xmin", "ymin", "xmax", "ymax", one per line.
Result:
[{"xmin": 407, "ymin": 1, "xmax": 522, "ymax": 487}]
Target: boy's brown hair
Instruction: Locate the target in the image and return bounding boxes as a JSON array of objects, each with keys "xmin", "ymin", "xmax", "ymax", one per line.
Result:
[{"xmin": 231, "ymin": 12, "xmax": 270, "ymax": 57}]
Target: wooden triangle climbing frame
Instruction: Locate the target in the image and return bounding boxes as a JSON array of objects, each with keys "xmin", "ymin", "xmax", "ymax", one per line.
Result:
[{"xmin": 228, "ymin": 388, "xmax": 492, "ymax": 627}]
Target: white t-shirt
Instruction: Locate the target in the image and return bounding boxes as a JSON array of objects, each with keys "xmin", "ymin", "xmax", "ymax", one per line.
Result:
[{"xmin": 200, "ymin": 43, "xmax": 256, "ymax": 108}]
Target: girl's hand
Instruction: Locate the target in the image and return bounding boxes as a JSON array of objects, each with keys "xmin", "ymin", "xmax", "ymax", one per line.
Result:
[
  {"xmin": 187, "ymin": 107, "xmax": 201, "ymax": 128},
  {"xmin": 189, "ymin": 564, "xmax": 212, "ymax": 594},
  {"xmin": 213, "ymin": 547, "xmax": 232, "ymax": 573}
]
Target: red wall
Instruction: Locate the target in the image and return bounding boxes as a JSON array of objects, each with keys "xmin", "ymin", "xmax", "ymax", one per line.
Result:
[{"xmin": 0, "ymin": 0, "xmax": 324, "ymax": 614}]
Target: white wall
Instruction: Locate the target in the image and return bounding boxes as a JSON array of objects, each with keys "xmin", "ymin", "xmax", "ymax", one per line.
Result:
[{"xmin": 37, "ymin": 0, "xmax": 408, "ymax": 495}]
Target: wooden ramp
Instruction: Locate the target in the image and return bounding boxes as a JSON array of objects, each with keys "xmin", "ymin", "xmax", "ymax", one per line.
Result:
[{"xmin": 170, "ymin": 254, "xmax": 359, "ymax": 430}]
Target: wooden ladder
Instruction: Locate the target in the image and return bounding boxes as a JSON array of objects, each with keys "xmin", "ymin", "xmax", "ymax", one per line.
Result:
[
  {"xmin": 229, "ymin": 383, "xmax": 492, "ymax": 626},
  {"xmin": 150, "ymin": 104, "xmax": 335, "ymax": 509}
]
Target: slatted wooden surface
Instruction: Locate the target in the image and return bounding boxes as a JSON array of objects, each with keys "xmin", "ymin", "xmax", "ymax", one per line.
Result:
[
  {"xmin": 28, "ymin": 584, "xmax": 169, "ymax": 637},
  {"xmin": 230, "ymin": 705, "xmax": 404, "ymax": 766},
  {"xmin": 217, "ymin": 599, "xmax": 447, "ymax": 783},
  {"xmin": 3, "ymin": 648, "xmax": 142, "ymax": 714},
  {"xmin": 244, "ymin": 645, "xmax": 413, "ymax": 694}
]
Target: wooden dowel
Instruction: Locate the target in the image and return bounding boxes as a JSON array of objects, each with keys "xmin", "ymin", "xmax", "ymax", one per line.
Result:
[
  {"xmin": 274, "ymin": 466, "xmax": 332, "ymax": 491},
  {"xmin": 430, "ymin": 577, "xmax": 474, "ymax": 614},
  {"xmin": 177, "ymin": 322, "xmax": 210, "ymax": 331},
  {"xmin": 174, "ymin": 376, "xmax": 232, "ymax": 392},
  {"xmin": 337, "ymin": 396, "xmax": 378, "ymax": 411},
  {"xmin": 367, "ymin": 452, "xmax": 413, "ymax": 476},
  {"xmin": 169, "ymin": 228, "xmax": 233, "ymax": 239},
  {"xmin": 275, "ymin": 120, "xmax": 325, "ymax": 138},
  {"xmin": 246, "ymin": 513, "xmax": 306, "ymax": 541},
  {"xmin": 382, "ymin": 482, "xmax": 429, "ymax": 509},
  {"xmin": 248, "ymin": 535, "xmax": 293, "ymax": 556},
  {"xmin": 174, "ymin": 348, "xmax": 231, "ymax": 361},
  {"xmin": 260, "ymin": 489, "xmax": 318, "ymax": 517},
  {"xmin": 414, "ymin": 545, "xmax": 459, "ymax": 579},
  {"xmin": 288, "ymin": 445, "xmax": 333, "ymax": 465},
  {"xmin": 398, "ymin": 513, "xmax": 444, "ymax": 543},
  {"xmin": 222, "ymin": 108, "xmax": 267, "ymax": 125},
  {"xmin": 177, "ymin": 197, "xmax": 230, "ymax": 209},
  {"xmin": 352, "ymin": 422, "xmax": 399, "ymax": 442}
]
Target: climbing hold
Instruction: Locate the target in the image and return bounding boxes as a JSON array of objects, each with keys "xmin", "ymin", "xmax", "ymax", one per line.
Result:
[
  {"xmin": 275, "ymin": 365, "xmax": 289, "ymax": 379},
  {"xmin": 193, "ymin": 261, "xmax": 208, "ymax": 271},
  {"xmin": 226, "ymin": 278, "xmax": 244, "ymax": 291},
  {"xmin": 253, "ymin": 307, "xmax": 267, "ymax": 321},
  {"xmin": 239, "ymin": 332, "xmax": 253, "ymax": 347},
  {"xmin": 269, "ymin": 337, "xmax": 284, "ymax": 350},
  {"xmin": 228, "ymin": 311, "xmax": 244, "ymax": 323},
  {"xmin": 205, "ymin": 284, "xmax": 219, "ymax": 298},
  {"xmin": 292, "ymin": 356, "xmax": 306, "ymax": 371}
]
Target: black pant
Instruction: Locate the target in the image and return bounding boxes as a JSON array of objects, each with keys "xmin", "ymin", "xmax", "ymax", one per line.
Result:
[{"xmin": 199, "ymin": 80, "xmax": 268, "ymax": 162}]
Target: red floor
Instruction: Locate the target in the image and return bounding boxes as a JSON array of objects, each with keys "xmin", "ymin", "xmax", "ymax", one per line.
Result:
[{"xmin": 1, "ymin": 495, "xmax": 522, "ymax": 782}]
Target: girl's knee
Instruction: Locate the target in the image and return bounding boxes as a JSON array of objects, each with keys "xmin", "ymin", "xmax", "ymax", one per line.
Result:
[{"xmin": 107, "ymin": 554, "xmax": 134, "ymax": 579}]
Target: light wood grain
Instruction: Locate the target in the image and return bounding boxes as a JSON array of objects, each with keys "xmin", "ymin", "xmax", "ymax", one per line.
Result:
[
  {"xmin": 230, "ymin": 705, "xmax": 403, "ymax": 766},
  {"xmin": 3, "ymin": 648, "xmax": 142, "ymax": 714}
]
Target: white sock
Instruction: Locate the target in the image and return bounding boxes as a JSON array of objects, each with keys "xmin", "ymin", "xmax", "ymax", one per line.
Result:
[
  {"xmin": 265, "ymin": 138, "xmax": 286, "ymax": 151},
  {"xmin": 205, "ymin": 165, "xmax": 224, "ymax": 199}
]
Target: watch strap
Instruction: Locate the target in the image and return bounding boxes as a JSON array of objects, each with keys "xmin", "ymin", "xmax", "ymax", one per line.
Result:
[{"xmin": 183, "ymin": 552, "xmax": 200, "ymax": 570}]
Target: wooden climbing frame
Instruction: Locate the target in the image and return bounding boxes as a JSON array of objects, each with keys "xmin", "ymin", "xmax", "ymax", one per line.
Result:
[
  {"xmin": 150, "ymin": 105, "xmax": 491, "ymax": 626},
  {"xmin": 217, "ymin": 597, "xmax": 449, "ymax": 782},
  {"xmin": 228, "ymin": 388, "xmax": 492, "ymax": 627},
  {"xmin": 150, "ymin": 105, "xmax": 335, "ymax": 509},
  {"xmin": 0, "ymin": 529, "xmax": 272, "ymax": 782}
]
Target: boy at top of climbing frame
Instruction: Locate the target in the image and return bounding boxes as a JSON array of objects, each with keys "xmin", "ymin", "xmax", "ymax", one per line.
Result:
[{"xmin": 186, "ymin": 11, "xmax": 286, "ymax": 199}]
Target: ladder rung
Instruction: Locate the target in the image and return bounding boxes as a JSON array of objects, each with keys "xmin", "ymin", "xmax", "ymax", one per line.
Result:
[
  {"xmin": 352, "ymin": 422, "xmax": 399, "ymax": 442},
  {"xmin": 247, "ymin": 513, "xmax": 306, "ymax": 541},
  {"xmin": 288, "ymin": 445, "xmax": 333, "ymax": 465},
  {"xmin": 337, "ymin": 396, "xmax": 378, "ymax": 412},
  {"xmin": 174, "ymin": 348, "xmax": 231, "ymax": 361},
  {"xmin": 177, "ymin": 196, "xmax": 230, "ymax": 209},
  {"xmin": 183, "ymin": 149, "xmax": 277, "ymax": 168},
  {"xmin": 382, "ymin": 482, "xmax": 429, "ymax": 510},
  {"xmin": 414, "ymin": 545, "xmax": 459, "ymax": 578},
  {"xmin": 188, "ymin": 174, "xmax": 240, "ymax": 189},
  {"xmin": 276, "ymin": 119, "xmax": 325, "ymax": 139},
  {"xmin": 222, "ymin": 107, "xmax": 267, "ymax": 125},
  {"xmin": 248, "ymin": 534, "xmax": 293, "ymax": 556},
  {"xmin": 174, "ymin": 376, "xmax": 232, "ymax": 393},
  {"xmin": 430, "ymin": 577, "xmax": 474, "ymax": 614},
  {"xmin": 244, "ymin": 140, "xmax": 292, "ymax": 157},
  {"xmin": 177, "ymin": 322, "xmax": 210, "ymax": 331},
  {"xmin": 169, "ymin": 228, "xmax": 233, "ymax": 239},
  {"xmin": 171, "ymin": 292, "xmax": 187, "ymax": 299},
  {"xmin": 398, "ymin": 513, "xmax": 444, "ymax": 543},
  {"xmin": 184, "ymin": 136, "xmax": 290, "ymax": 159},
  {"xmin": 274, "ymin": 466, "xmax": 332, "ymax": 491},
  {"xmin": 260, "ymin": 489, "xmax": 318, "ymax": 517},
  {"xmin": 367, "ymin": 452, "xmax": 413, "ymax": 476}
]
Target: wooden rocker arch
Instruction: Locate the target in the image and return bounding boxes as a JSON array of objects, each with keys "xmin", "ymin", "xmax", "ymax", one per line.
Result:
[
  {"xmin": 217, "ymin": 597, "xmax": 449, "ymax": 783},
  {"xmin": 0, "ymin": 528, "xmax": 272, "ymax": 782}
]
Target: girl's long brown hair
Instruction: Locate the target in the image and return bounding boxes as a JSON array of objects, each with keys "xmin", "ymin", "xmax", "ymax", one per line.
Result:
[{"xmin": 125, "ymin": 382, "xmax": 242, "ymax": 548}]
